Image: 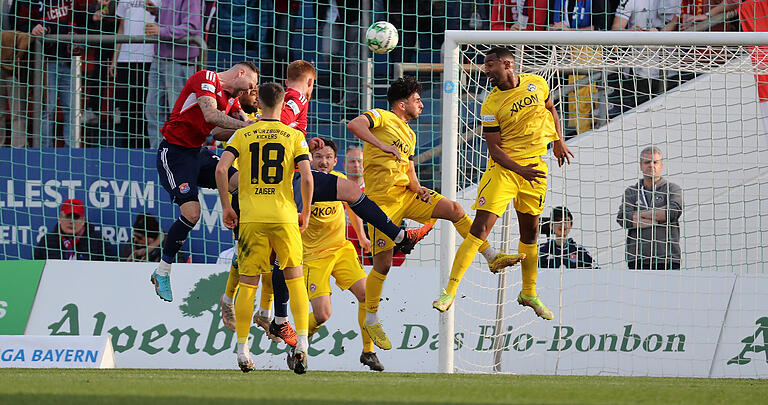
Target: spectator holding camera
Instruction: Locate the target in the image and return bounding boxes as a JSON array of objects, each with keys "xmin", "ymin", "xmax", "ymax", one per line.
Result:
[
  {"xmin": 539, "ymin": 206, "xmax": 595, "ymax": 269},
  {"xmin": 34, "ymin": 199, "xmax": 115, "ymax": 261}
]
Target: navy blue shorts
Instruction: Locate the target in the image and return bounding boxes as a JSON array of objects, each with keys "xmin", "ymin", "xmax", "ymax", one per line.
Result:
[
  {"xmin": 293, "ymin": 170, "xmax": 339, "ymax": 211},
  {"xmin": 157, "ymin": 140, "xmax": 237, "ymax": 205}
]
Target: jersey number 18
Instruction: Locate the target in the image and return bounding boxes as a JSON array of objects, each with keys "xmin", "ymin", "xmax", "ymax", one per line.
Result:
[{"xmin": 249, "ymin": 142, "xmax": 285, "ymax": 184}]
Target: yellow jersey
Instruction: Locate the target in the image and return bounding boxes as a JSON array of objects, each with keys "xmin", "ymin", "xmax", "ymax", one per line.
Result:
[
  {"xmin": 480, "ymin": 74, "xmax": 559, "ymax": 160},
  {"xmin": 303, "ymin": 171, "xmax": 348, "ymax": 260},
  {"xmin": 225, "ymin": 119, "xmax": 309, "ymax": 224},
  {"xmin": 221, "ymin": 111, "xmax": 261, "ymax": 171},
  {"xmin": 361, "ymin": 108, "xmax": 416, "ymax": 201}
]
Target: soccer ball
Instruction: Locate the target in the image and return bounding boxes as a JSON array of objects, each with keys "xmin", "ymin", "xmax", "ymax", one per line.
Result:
[{"xmin": 366, "ymin": 21, "xmax": 398, "ymax": 54}]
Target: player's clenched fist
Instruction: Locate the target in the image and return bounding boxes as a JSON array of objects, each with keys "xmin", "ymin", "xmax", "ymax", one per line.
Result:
[{"xmin": 222, "ymin": 206, "xmax": 238, "ymax": 230}]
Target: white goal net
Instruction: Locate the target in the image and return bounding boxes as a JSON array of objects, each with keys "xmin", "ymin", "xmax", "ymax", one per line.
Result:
[{"xmin": 438, "ymin": 31, "xmax": 768, "ymax": 377}]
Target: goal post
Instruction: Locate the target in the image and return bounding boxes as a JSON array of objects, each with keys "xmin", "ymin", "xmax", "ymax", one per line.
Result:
[{"xmin": 439, "ymin": 31, "xmax": 768, "ymax": 375}]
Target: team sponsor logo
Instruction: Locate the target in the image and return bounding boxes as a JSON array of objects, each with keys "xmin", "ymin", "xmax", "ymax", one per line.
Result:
[
  {"xmin": 179, "ymin": 183, "xmax": 190, "ymax": 194},
  {"xmin": 509, "ymin": 94, "xmax": 540, "ymax": 116},
  {"xmin": 527, "ymin": 83, "xmax": 537, "ymax": 92},
  {"xmin": 309, "ymin": 283, "xmax": 317, "ymax": 293},
  {"xmin": 201, "ymin": 83, "xmax": 216, "ymax": 93},
  {"xmin": 570, "ymin": 253, "xmax": 578, "ymax": 262},
  {"xmin": 376, "ymin": 239, "xmax": 386, "ymax": 248},
  {"xmin": 478, "ymin": 197, "xmax": 486, "ymax": 206}
]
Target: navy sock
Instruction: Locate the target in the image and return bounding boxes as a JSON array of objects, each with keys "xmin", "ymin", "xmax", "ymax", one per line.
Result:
[
  {"xmin": 349, "ymin": 193, "xmax": 401, "ymax": 242},
  {"xmin": 271, "ymin": 265, "xmax": 290, "ymax": 318},
  {"xmin": 231, "ymin": 190, "xmax": 240, "ymax": 241},
  {"xmin": 162, "ymin": 215, "xmax": 195, "ymax": 263}
]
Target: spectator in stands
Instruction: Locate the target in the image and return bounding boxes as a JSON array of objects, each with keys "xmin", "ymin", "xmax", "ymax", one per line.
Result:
[
  {"xmin": 34, "ymin": 198, "xmax": 115, "ymax": 261},
  {"xmin": 491, "ymin": 0, "xmax": 523, "ymax": 30},
  {"xmin": 266, "ymin": 0, "xmax": 300, "ymax": 81},
  {"xmin": 11, "ymin": 0, "xmax": 81, "ymax": 147},
  {"xmin": 538, "ymin": 206, "xmax": 595, "ymax": 269},
  {"xmin": 386, "ymin": 0, "xmax": 445, "ymax": 63},
  {"xmin": 551, "ymin": 0, "xmax": 618, "ymax": 30},
  {"xmin": 83, "ymin": 0, "xmax": 117, "ymax": 135},
  {"xmin": 317, "ymin": 0, "xmax": 364, "ymax": 108},
  {"xmin": 109, "ymin": 0, "xmax": 156, "ymax": 148},
  {"xmin": 144, "ymin": 0, "xmax": 203, "ymax": 149},
  {"xmin": 0, "ymin": 12, "xmax": 30, "ymax": 147},
  {"xmin": 616, "ymin": 146, "xmax": 683, "ymax": 270},
  {"xmin": 208, "ymin": 0, "xmax": 259, "ymax": 73},
  {"xmin": 344, "ymin": 144, "xmax": 364, "ymax": 189},
  {"xmin": 608, "ymin": 0, "xmax": 681, "ymax": 117},
  {"xmin": 524, "ymin": 0, "xmax": 551, "ymax": 30},
  {"xmin": 120, "ymin": 213, "xmax": 188, "ymax": 262}
]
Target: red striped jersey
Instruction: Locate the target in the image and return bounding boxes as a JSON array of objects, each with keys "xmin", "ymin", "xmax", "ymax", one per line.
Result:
[{"xmin": 162, "ymin": 70, "xmax": 242, "ymax": 148}]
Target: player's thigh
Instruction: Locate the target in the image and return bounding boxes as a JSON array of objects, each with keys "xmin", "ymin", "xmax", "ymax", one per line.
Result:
[
  {"xmin": 304, "ymin": 254, "xmax": 335, "ymax": 300},
  {"xmin": 156, "ymin": 142, "xmax": 202, "ymax": 205},
  {"xmin": 238, "ymin": 223, "xmax": 275, "ymax": 277},
  {"xmin": 330, "ymin": 243, "xmax": 367, "ymax": 292},
  {"xmin": 472, "ymin": 164, "xmax": 519, "ymax": 217},
  {"xmin": 268, "ymin": 223, "xmax": 304, "ymax": 270},
  {"xmin": 513, "ymin": 157, "xmax": 548, "ymax": 216},
  {"xmin": 401, "ymin": 188, "xmax": 445, "ymax": 223},
  {"xmin": 310, "ymin": 170, "xmax": 339, "ymax": 203},
  {"xmin": 197, "ymin": 148, "xmax": 237, "ymax": 190}
]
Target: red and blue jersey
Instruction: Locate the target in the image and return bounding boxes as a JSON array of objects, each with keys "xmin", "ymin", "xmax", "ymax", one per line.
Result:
[{"xmin": 162, "ymin": 70, "xmax": 242, "ymax": 148}]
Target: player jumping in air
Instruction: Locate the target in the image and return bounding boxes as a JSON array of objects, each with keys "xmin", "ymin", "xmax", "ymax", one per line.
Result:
[
  {"xmin": 432, "ymin": 47, "xmax": 574, "ymax": 320},
  {"xmin": 218, "ymin": 61, "xmax": 433, "ymax": 345},
  {"xmin": 216, "ymin": 82, "xmax": 313, "ymax": 374},
  {"xmin": 347, "ymin": 76, "xmax": 526, "ymax": 351},
  {"xmin": 152, "ymin": 62, "xmax": 259, "ymax": 302},
  {"xmin": 292, "ymin": 137, "xmax": 385, "ymax": 371}
]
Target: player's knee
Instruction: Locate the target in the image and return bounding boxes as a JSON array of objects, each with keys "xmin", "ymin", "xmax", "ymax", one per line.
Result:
[
  {"xmin": 314, "ymin": 308, "xmax": 332, "ymax": 324},
  {"xmin": 448, "ymin": 201, "xmax": 465, "ymax": 220},
  {"xmin": 182, "ymin": 211, "xmax": 201, "ymax": 225}
]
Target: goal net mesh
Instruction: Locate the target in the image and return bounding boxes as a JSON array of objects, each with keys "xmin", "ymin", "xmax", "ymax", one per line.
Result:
[{"xmin": 448, "ymin": 40, "xmax": 768, "ymax": 375}]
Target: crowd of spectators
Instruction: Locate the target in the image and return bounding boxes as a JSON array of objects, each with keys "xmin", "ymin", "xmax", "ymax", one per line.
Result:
[{"xmin": 0, "ymin": 0, "xmax": 749, "ymax": 148}]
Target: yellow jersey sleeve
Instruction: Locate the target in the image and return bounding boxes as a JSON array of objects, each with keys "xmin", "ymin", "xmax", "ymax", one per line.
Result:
[
  {"xmin": 363, "ymin": 108, "xmax": 385, "ymax": 129},
  {"xmin": 292, "ymin": 129, "xmax": 310, "ymax": 162},
  {"xmin": 480, "ymin": 94, "xmax": 501, "ymax": 132}
]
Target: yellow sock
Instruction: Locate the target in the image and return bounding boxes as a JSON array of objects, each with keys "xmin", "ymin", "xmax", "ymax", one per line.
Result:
[
  {"xmin": 285, "ymin": 276, "xmax": 309, "ymax": 336},
  {"xmin": 225, "ymin": 262, "xmax": 239, "ymax": 299},
  {"xmin": 519, "ymin": 241, "xmax": 539, "ymax": 297},
  {"xmin": 454, "ymin": 215, "xmax": 491, "ymax": 252},
  {"xmin": 365, "ymin": 270, "xmax": 387, "ymax": 314},
  {"xmin": 446, "ymin": 233, "xmax": 484, "ymax": 296},
  {"xmin": 358, "ymin": 302, "xmax": 374, "ymax": 353},
  {"xmin": 259, "ymin": 271, "xmax": 274, "ymax": 310},
  {"xmin": 308, "ymin": 313, "xmax": 322, "ymax": 337},
  {"xmin": 235, "ymin": 281, "xmax": 258, "ymax": 344}
]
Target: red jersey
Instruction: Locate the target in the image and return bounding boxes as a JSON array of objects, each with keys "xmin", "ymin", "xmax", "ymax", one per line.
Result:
[
  {"xmin": 281, "ymin": 87, "xmax": 309, "ymax": 135},
  {"xmin": 738, "ymin": 0, "xmax": 768, "ymax": 102},
  {"xmin": 162, "ymin": 70, "xmax": 242, "ymax": 148}
]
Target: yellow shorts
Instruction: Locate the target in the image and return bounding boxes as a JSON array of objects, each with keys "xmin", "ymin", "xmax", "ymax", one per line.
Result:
[
  {"xmin": 367, "ymin": 188, "xmax": 444, "ymax": 255},
  {"xmin": 238, "ymin": 222, "xmax": 302, "ymax": 276},
  {"xmin": 303, "ymin": 242, "xmax": 366, "ymax": 300},
  {"xmin": 472, "ymin": 156, "xmax": 548, "ymax": 217}
]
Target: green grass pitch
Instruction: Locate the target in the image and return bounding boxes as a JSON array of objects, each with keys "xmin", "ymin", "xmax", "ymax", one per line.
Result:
[{"xmin": 0, "ymin": 369, "xmax": 765, "ymax": 404}]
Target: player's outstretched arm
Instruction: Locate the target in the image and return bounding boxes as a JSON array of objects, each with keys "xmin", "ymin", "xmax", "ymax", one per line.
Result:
[
  {"xmin": 216, "ymin": 151, "xmax": 238, "ymax": 230},
  {"xmin": 297, "ymin": 160, "xmax": 314, "ymax": 232},
  {"xmin": 546, "ymin": 97, "xmax": 574, "ymax": 167},
  {"xmin": 347, "ymin": 115, "xmax": 401, "ymax": 162},
  {"xmin": 198, "ymin": 96, "xmax": 251, "ymax": 130}
]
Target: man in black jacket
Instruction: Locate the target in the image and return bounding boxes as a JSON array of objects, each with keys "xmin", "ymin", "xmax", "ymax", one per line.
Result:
[
  {"xmin": 34, "ymin": 198, "xmax": 115, "ymax": 261},
  {"xmin": 539, "ymin": 206, "xmax": 595, "ymax": 269}
]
